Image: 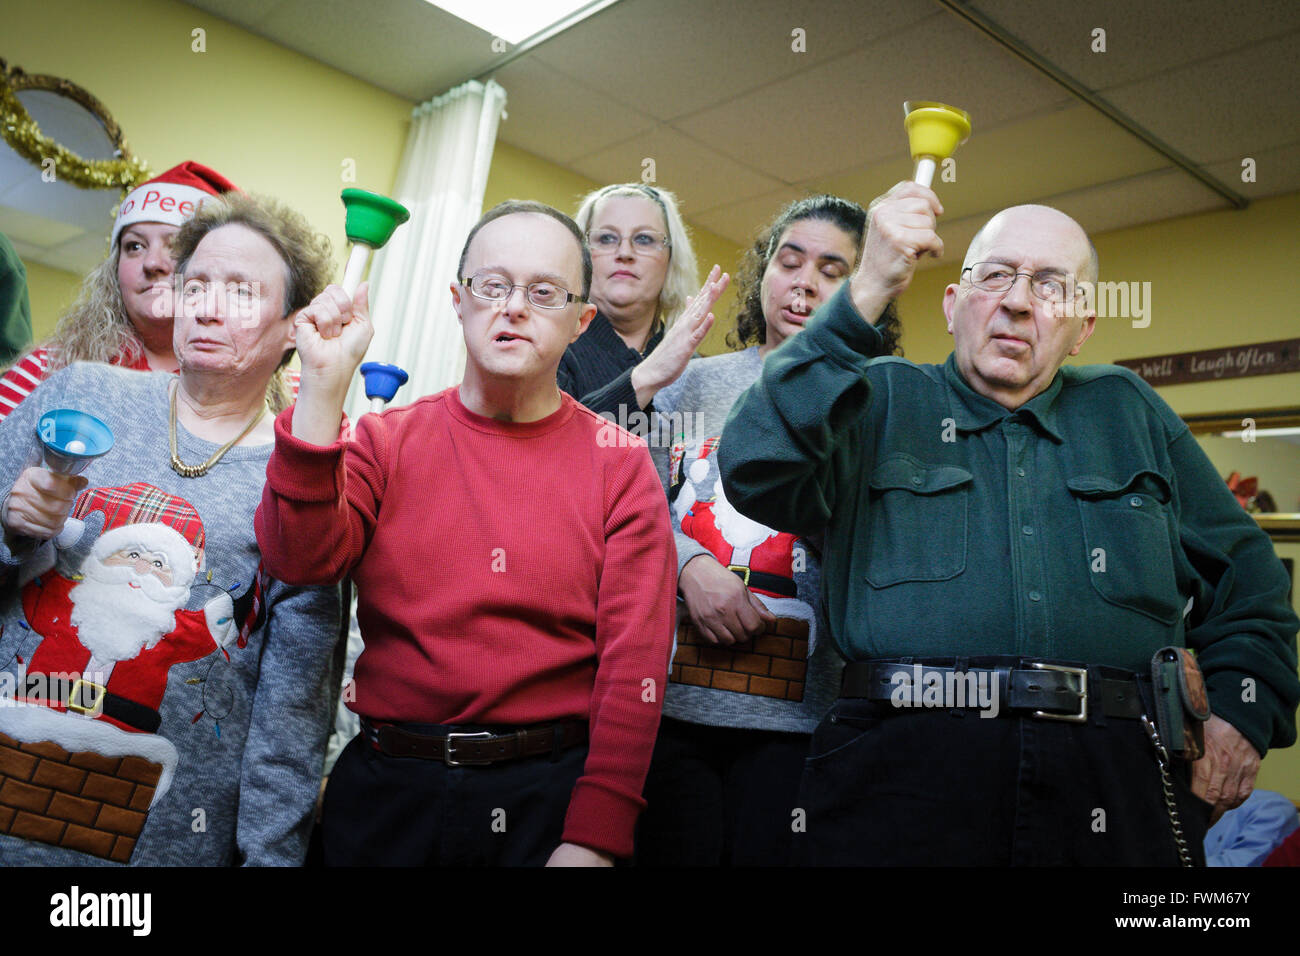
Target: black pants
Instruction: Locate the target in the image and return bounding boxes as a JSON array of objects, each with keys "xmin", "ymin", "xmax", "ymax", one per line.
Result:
[
  {"xmin": 322, "ymin": 730, "xmax": 586, "ymax": 866},
  {"xmin": 793, "ymin": 699, "xmax": 1212, "ymax": 866},
  {"xmin": 636, "ymin": 716, "xmax": 810, "ymax": 866}
]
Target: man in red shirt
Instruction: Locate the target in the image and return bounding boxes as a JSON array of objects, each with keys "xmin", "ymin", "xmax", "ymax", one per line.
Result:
[{"xmin": 256, "ymin": 201, "xmax": 676, "ymax": 866}]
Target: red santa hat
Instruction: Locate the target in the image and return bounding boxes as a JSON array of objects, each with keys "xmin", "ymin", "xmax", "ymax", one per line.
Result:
[
  {"xmin": 111, "ymin": 161, "xmax": 239, "ymax": 248},
  {"xmin": 72, "ymin": 482, "xmax": 207, "ymax": 585}
]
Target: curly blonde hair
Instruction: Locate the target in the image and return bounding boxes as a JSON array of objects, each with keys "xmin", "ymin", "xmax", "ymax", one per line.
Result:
[{"xmin": 38, "ymin": 246, "xmax": 145, "ymax": 371}]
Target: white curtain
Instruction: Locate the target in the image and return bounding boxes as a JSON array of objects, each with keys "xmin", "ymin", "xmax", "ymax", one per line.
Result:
[{"xmin": 345, "ymin": 79, "xmax": 507, "ymax": 419}]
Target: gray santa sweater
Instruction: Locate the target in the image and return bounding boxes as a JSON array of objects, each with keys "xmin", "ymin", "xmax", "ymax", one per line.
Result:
[
  {"xmin": 0, "ymin": 363, "xmax": 341, "ymax": 866},
  {"xmin": 651, "ymin": 347, "xmax": 841, "ymax": 733}
]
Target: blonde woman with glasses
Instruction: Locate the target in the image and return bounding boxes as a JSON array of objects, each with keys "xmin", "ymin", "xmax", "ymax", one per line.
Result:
[{"xmin": 560, "ymin": 183, "xmax": 728, "ymax": 431}]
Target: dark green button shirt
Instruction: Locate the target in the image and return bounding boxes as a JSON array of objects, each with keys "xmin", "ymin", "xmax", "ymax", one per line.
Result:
[{"xmin": 719, "ymin": 284, "xmax": 1299, "ymax": 755}]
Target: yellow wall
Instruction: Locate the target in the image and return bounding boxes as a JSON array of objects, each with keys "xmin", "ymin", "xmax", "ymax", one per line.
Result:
[
  {"xmin": 6, "ymin": 0, "xmax": 413, "ymax": 333},
  {"xmin": 22, "ymin": 261, "xmax": 83, "ymax": 342}
]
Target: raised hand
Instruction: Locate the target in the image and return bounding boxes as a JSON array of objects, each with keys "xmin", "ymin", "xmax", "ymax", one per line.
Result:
[
  {"xmin": 631, "ymin": 265, "xmax": 730, "ymax": 408},
  {"xmin": 291, "ymin": 282, "xmax": 372, "ymax": 445},
  {"xmin": 295, "ymin": 282, "xmax": 373, "ymax": 387},
  {"xmin": 2, "ymin": 466, "xmax": 88, "ymax": 541},
  {"xmin": 850, "ymin": 182, "xmax": 944, "ymax": 320}
]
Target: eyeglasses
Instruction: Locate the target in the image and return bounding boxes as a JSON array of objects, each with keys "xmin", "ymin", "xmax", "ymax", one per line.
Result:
[
  {"xmin": 586, "ymin": 230, "xmax": 671, "ymax": 256},
  {"xmin": 460, "ymin": 273, "xmax": 583, "ymax": 310},
  {"xmin": 962, "ymin": 261, "xmax": 1076, "ymax": 303}
]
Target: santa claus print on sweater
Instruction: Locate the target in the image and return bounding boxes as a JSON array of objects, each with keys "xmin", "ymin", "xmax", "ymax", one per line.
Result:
[
  {"xmin": 671, "ymin": 438, "xmax": 800, "ymax": 600},
  {"xmin": 0, "ymin": 482, "xmax": 261, "ymax": 862},
  {"xmin": 667, "ymin": 436, "xmax": 818, "ymax": 703}
]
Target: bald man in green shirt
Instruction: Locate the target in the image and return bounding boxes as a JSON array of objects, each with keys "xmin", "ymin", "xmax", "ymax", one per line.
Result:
[{"xmin": 719, "ymin": 182, "xmax": 1299, "ymax": 866}]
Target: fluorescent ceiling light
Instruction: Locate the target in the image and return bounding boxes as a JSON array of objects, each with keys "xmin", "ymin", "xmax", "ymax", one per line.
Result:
[{"xmin": 427, "ymin": 0, "xmax": 613, "ymax": 45}]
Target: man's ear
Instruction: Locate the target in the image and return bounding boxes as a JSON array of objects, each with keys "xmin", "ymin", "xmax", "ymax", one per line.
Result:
[
  {"xmin": 573, "ymin": 303, "xmax": 597, "ymax": 342},
  {"xmin": 450, "ymin": 281, "xmax": 465, "ymax": 325},
  {"xmin": 1069, "ymin": 311, "xmax": 1098, "ymax": 356},
  {"xmin": 942, "ymin": 284, "xmax": 959, "ymax": 335}
]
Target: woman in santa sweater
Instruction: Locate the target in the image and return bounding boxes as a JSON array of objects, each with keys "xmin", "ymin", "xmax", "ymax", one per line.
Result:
[
  {"xmin": 638, "ymin": 195, "xmax": 903, "ymax": 866},
  {"xmin": 0, "ymin": 191, "xmax": 341, "ymax": 865}
]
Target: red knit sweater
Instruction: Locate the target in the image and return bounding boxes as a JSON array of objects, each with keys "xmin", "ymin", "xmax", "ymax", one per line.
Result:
[{"xmin": 255, "ymin": 387, "xmax": 676, "ymax": 858}]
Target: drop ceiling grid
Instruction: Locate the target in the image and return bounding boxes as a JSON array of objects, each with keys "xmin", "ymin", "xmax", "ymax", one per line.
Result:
[
  {"xmin": 492, "ymin": 58, "xmax": 660, "ymax": 167},
  {"xmin": 671, "ymin": 10, "xmax": 1076, "ymax": 185},
  {"xmin": 527, "ymin": 0, "xmax": 936, "ymax": 123},
  {"xmin": 969, "ymin": 0, "xmax": 1300, "ymax": 91},
  {"xmin": 1100, "ymin": 31, "xmax": 1300, "ymax": 166},
  {"xmin": 183, "ymin": 0, "xmax": 493, "ymax": 99},
  {"xmin": 1201, "ymin": 141, "xmax": 1300, "ymax": 199},
  {"xmin": 566, "ymin": 124, "xmax": 788, "ymax": 217}
]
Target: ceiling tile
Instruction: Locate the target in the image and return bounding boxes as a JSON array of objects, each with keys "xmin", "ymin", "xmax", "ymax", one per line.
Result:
[
  {"xmin": 1202, "ymin": 140, "xmax": 1300, "ymax": 200},
  {"xmin": 493, "ymin": 58, "xmax": 657, "ymax": 166},
  {"xmin": 184, "ymin": 0, "xmax": 496, "ymax": 99},
  {"xmin": 969, "ymin": 0, "xmax": 1300, "ymax": 89},
  {"xmin": 568, "ymin": 126, "xmax": 784, "ymax": 218},
  {"xmin": 1103, "ymin": 32, "xmax": 1300, "ymax": 166},
  {"xmin": 0, "ymin": 206, "xmax": 86, "ymax": 247},
  {"xmin": 531, "ymin": 0, "xmax": 935, "ymax": 121},
  {"xmin": 673, "ymin": 11, "xmax": 1073, "ymax": 183},
  {"xmin": 1035, "ymin": 167, "xmax": 1229, "ymax": 239}
]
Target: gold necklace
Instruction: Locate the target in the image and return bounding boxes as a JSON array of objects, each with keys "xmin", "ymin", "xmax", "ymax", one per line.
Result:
[{"xmin": 169, "ymin": 382, "xmax": 267, "ymax": 478}]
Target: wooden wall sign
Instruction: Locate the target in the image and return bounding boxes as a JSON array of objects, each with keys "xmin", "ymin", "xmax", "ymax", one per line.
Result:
[{"xmin": 1115, "ymin": 338, "xmax": 1300, "ymax": 386}]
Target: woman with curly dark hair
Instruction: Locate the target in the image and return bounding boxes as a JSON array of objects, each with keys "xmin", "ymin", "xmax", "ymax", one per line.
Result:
[
  {"xmin": 638, "ymin": 194, "xmax": 899, "ymax": 866},
  {"xmin": 727, "ymin": 194, "xmax": 901, "ymax": 355}
]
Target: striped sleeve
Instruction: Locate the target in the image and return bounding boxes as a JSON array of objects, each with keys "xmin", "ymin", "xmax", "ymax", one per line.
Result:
[{"xmin": 0, "ymin": 348, "xmax": 50, "ymax": 421}]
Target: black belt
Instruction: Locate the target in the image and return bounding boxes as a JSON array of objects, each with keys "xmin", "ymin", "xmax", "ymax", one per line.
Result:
[
  {"xmin": 23, "ymin": 674, "xmax": 162, "ymax": 733},
  {"xmin": 839, "ymin": 658, "xmax": 1146, "ymax": 722},
  {"xmin": 727, "ymin": 565, "xmax": 797, "ymax": 598},
  {"xmin": 361, "ymin": 718, "xmax": 587, "ymax": 765}
]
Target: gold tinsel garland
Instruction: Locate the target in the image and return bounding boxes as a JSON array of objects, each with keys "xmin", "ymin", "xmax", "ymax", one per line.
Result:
[{"xmin": 0, "ymin": 62, "xmax": 150, "ymax": 194}]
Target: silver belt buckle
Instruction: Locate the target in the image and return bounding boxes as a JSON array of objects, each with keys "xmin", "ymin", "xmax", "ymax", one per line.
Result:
[
  {"xmin": 1029, "ymin": 662, "xmax": 1087, "ymax": 723},
  {"xmin": 444, "ymin": 730, "xmax": 494, "ymax": 766}
]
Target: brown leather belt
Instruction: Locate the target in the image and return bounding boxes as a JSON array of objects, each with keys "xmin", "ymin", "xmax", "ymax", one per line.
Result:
[{"xmin": 360, "ymin": 718, "xmax": 587, "ymax": 766}]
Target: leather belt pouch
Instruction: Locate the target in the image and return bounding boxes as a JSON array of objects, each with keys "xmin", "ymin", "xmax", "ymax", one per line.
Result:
[{"xmin": 1150, "ymin": 646, "xmax": 1211, "ymax": 760}]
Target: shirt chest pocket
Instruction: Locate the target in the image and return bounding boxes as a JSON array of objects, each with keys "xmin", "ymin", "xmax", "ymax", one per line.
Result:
[
  {"xmin": 864, "ymin": 455, "xmax": 972, "ymax": 588},
  {"xmin": 1066, "ymin": 469, "xmax": 1181, "ymax": 624}
]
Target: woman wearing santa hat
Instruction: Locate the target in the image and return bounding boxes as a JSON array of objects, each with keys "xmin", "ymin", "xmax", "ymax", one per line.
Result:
[
  {"xmin": 0, "ymin": 190, "xmax": 342, "ymax": 866},
  {"xmin": 0, "ymin": 162, "xmax": 241, "ymax": 421}
]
